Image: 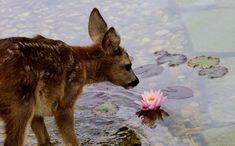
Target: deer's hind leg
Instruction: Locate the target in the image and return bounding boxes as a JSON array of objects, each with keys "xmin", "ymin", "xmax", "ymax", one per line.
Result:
[
  {"xmin": 0, "ymin": 86, "xmax": 35, "ymax": 146},
  {"xmin": 31, "ymin": 116, "xmax": 51, "ymax": 146},
  {"xmin": 4, "ymin": 101, "xmax": 34, "ymax": 146}
]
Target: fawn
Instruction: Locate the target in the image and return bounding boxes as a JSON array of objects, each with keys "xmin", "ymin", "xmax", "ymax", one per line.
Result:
[{"xmin": 0, "ymin": 8, "xmax": 139, "ymax": 146}]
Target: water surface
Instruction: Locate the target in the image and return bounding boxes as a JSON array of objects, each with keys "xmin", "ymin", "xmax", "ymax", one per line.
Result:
[{"xmin": 0, "ymin": 0, "xmax": 234, "ymax": 145}]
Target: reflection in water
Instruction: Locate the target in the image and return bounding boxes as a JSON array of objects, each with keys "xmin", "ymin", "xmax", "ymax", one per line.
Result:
[{"xmin": 136, "ymin": 109, "xmax": 169, "ymax": 128}]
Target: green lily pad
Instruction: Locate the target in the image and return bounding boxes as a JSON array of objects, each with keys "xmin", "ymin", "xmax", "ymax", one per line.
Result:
[
  {"xmin": 156, "ymin": 54, "xmax": 187, "ymax": 67},
  {"xmin": 198, "ymin": 66, "xmax": 228, "ymax": 79},
  {"xmin": 92, "ymin": 102, "xmax": 118, "ymax": 116},
  {"xmin": 188, "ymin": 56, "xmax": 220, "ymax": 69}
]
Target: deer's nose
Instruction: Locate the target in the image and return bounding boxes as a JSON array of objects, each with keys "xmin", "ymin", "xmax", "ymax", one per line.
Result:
[{"xmin": 127, "ymin": 77, "xmax": 139, "ymax": 87}]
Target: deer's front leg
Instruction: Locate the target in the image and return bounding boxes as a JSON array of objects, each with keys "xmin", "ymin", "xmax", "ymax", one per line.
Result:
[{"xmin": 54, "ymin": 105, "xmax": 79, "ymax": 146}]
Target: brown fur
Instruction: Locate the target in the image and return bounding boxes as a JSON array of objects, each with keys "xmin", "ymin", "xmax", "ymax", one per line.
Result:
[{"xmin": 0, "ymin": 8, "xmax": 139, "ymax": 146}]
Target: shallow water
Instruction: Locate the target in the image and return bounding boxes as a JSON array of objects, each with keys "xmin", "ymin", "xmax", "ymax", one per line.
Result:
[{"xmin": 0, "ymin": 0, "xmax": 235, "ymax": 146}]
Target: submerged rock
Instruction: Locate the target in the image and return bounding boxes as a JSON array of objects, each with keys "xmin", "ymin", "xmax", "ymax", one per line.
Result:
[
  {"xmin": 97, "ymin": 127, "xmax": 141, "ymax": 146},
  {"xmin": 75, "ymin": 91, "xmax": 143, "ymax": 146},
  {"xmin": 76, "ymin": 111, "xmax": 142, "ymax": 146}
]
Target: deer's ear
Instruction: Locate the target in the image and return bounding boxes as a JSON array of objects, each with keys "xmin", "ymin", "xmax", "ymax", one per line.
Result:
[
  {"xmin": 102, "ymin": 27, "xmax": 120, "ymax": 54},
  {"xmin": 88, "ymin": 8, "xmax": 108, "ymax": 44}
]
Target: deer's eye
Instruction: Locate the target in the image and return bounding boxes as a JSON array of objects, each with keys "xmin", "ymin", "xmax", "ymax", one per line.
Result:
[{"xmin": 125, "ymin": 64, "xmax": 132, "ymax": 71}]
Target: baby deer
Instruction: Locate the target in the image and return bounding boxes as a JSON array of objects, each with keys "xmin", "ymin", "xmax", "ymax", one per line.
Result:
[{"xmin": 0, "ymin": 8, "xmax": 139, "ymax": 146}]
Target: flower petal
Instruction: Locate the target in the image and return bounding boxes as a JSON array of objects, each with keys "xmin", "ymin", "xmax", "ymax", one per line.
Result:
[
  {"xmin": 149, "ymin": 103, "xmax": 156, "ymax": 110},
  {"xmin": 141, "ymin": 100, "xmax": 149, "ymax": 107},
  {"xmin": 138, "ymin": 89, "xmax": 167, "ymax": 110}
]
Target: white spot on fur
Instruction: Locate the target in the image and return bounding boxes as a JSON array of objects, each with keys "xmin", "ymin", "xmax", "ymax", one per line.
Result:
[
  {"xmin": 25, "ymin": 65, "xmax": 30, "ymax": 71},
  {"xmin": 7, "ymin": 49, "xmax": 14, "ymax": 54},
  {"xmin": 68, "ymin": 72, "xmax": 76, "ymax": 82}
]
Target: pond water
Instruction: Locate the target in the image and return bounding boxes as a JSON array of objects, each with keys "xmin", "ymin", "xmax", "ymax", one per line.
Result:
[{"xmin": 0, "ymin": 0, "xmax": 235, "ymax": 146}]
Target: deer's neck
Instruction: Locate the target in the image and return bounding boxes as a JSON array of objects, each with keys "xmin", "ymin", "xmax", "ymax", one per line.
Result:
[
  {"xmin": 84, "ymin": 59, "xmax": 109, "ymax": 84},
  {"xmin": 70, "ymin": 45, "xmax": 110, "ymax": 84}
]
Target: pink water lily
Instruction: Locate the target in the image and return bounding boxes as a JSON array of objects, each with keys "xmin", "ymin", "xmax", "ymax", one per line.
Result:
[{"xmin": 135, "ymin": 90, "xmax": 167, "ymax": 111}]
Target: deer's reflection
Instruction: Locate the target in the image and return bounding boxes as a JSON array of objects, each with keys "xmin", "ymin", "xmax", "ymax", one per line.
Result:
[{"xmin": 136, "ymin": 109, "xmax": 169, "ymax": 128}]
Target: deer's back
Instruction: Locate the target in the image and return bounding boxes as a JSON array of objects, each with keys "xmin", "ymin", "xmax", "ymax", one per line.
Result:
[{"xmin": 0, "ymin": 36, "xmax": 74, "ymax": 116}]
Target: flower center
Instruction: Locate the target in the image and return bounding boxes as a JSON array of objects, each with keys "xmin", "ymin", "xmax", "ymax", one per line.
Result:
[{"xmin": 147, "ymin": 96, "xmax": 156, "ymax": 102}]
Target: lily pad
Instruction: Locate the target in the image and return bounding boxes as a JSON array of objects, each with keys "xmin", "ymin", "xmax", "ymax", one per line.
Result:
[
  {"xmin": 188, "ymin": 56, "xmax": 220, "ymax": 69},
  {"xmin": 156, "ymin": 54, "xmax": 187, "ymax": 67},
  {"xmin": 134, "ymin": 64, "xmax": 164, "ymax": 78},
  {"xmin": 92, "ymin": 102, "xmax": 118, "ymax": 116},
  {"xmin": 198, "ymin": 66, "xmax": 228, "ymax": 79},
  {"xmin": 154, "ymin": 50, "xmax": 169, "ymax": 56},
  {"xmin": 161, "ymin": 86, "xmax": 194, "ymax": 99}
]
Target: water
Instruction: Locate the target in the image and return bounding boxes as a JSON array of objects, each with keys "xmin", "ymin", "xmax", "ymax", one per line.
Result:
[{"xmin": 0, "ymin": 0, "xmax": 235, "ymax": 145}]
